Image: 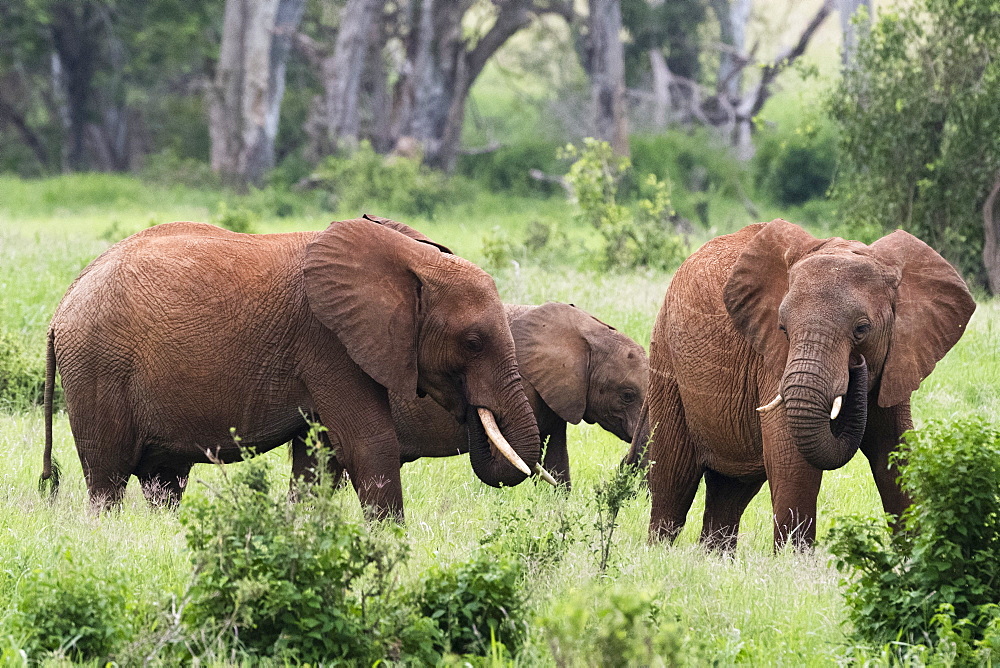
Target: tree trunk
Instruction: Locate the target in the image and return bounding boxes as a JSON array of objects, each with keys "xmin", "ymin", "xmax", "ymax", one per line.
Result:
[
  {"xmin": 838, "ymin": 0, "xmax": 871, "ymax": 67},
  {"xmin": 49, "ymin": 2, "xmax": 101, "ymax": 171},
  {"xmin": 587, "ymin": 0, "xmax": 629, "ymax": 157},
  {"xmin": 649, "ymin": 49, "xmax": 671, "ymax": 128},
  {"xmin": 322, "ymin": 0, "xmax": 386, "ymax": 152},
  {"xmin": 711, "ymin": 0, "xmax": 752, "ymax": 100},
  {"xmin": 982, "ymin": 174, "xmax": 1000, "ymax": 294},
  {"xmin": 210, "ymin": 0, "xmax": 306, "ymax": 187}
]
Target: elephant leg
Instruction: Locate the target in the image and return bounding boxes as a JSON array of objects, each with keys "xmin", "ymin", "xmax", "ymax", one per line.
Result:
[
  {"xmin": 70, "ymin": 411, "xmax": 138, "ymax": 510},
  {"xmin": 700, "ymin": 470, "xmax": 765, "ymax": 552},
  {"xmin": 647, "ymin": 373, "xmax": 703, "ymax": 543},
  {"xmin": 136, "ymin": 462, "xmax": 192, "ymax": 508},
  {"xmin": 541, "ymin": 424, "xmax": 571, "ymax": 489},
  {"xmin": 306, "ymin": 371, "xmax": 404, "ymax": 522},
  {"xmin": 861, "ymin": 401, "xmax": 913, "ymax": 524},
  {"xmin": 289, "ymin": 426, "xmax": 345, "ymax": 491}
]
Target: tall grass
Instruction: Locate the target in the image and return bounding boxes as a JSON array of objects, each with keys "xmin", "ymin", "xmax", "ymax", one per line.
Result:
[{"xmin": 0, "ymin": 174, "xmax": 995, "ymax": 663}]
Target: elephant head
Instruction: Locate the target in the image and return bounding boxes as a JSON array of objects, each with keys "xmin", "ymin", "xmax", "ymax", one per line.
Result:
[
  {"xmin": 303, "ymin": 215, "xmax": 540, "ymax": 488},
  {"xmin": 723, "ymin": 219, "xmax": 975, "ymax": 470},
  {"xmin": 510, "ymin": 301, "xmax": 648, "ymax": 443}
]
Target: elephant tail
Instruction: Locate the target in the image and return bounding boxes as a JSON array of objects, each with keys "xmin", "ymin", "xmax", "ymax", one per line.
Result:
[{"xmin": 39, "ymin": 328, "xmax": 60, "ymax": 499}]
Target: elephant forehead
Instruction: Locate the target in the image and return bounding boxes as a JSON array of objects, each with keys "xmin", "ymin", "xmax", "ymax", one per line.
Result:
[{"xmin": 788, "ymin": 253, "xmax": 897, "ymax": 294}]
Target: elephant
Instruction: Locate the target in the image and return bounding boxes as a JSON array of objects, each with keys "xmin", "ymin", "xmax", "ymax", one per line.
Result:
[
  {"xmin": 292, "ymin": 301, "xmax": 648, "ymax": 489},
  {"xmin": 626, "ymin": 219, "xmax": 975, "ymax": 550},
  {"xmin": 41, "ymin": 214, "xmax": 549, "ymax": 519}
]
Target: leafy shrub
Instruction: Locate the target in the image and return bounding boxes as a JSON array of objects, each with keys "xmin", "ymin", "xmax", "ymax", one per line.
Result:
[
  {"xmin": 593, "ymin": 458, "xmax": 644, "ymax": 573},
  {"xmin": 829, "ymin": 0, "xmax": 1000, "ymax": 284},
  {"xmin": 479, "ymin": 495, "xmax": 582, "ymax": 576},
  {"xmin": 753, "ymin": 119, "xmax": 837, "ymax": 206},
  {"xmin": 180, "ymin": 437, "xmax": 407, "ymax": 663},
  {"xmin": 481, "ymin": 220, "xmax": 583, "ymax": 273},
  {"xmin": 0, "ymin": 329, "xmax": 46, "ymax": 411},
  {"xmin": 457, "ymin": 139, "xmax": 564, "ymax": 196},
  {"xmin": 828, "ymin": 419, "xmax": 1000, "ymax": 660},
  {"xmin": 310, "ymin": 141, "xmax": 459, "ymax": 218},
  {"xmin": 410, "ymin": 549, "xmax": 527, "ymax": 657},
  {"xmin": 140, "ymin": 149, "xmax": 221, "ymax": 190},
  {"xmin": 211, "ymin": 201, "xmax": 256, "ymax": 233},
  {"xmin": 562, "ymin": 138, "xmax": 687, "ymax": 272},
  {"xmin": 8, "ymin": 549, "xmax": 137, "ymax": 661},
  {"xmin": 541, "ymin": 585, "xmax": 683, "ymax": 667}
]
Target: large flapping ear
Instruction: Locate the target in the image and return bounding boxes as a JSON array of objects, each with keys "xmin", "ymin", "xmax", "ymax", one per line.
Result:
[
  {"xmin": 361, "ymin": 213, "xmax": 453, "ymax": 253},
  {"xmin": 869, "ymin": 230, "xmax": 976, "ymax": 407},
  {"xmin": 722, "ymin": 220, "xmax": 822, "ymax": 372},
  {"xmin": 510, "ymin": 302, "xmax": 590, "ymax": 424},
  {"xmin": 304, "ymin": 219, "xmax": 445, "ymax": 400}
]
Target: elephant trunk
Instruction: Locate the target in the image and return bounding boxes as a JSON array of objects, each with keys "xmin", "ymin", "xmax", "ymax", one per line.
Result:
[
  {"xmin": 782, "ymin": 355, "xmax": 868, "ymax": 470},
  {"xmin": 467, "ymin": 379, "xmax": 541, "ymax": 488}
]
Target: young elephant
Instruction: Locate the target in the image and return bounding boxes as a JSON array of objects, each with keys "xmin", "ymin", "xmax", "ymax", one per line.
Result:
[
  {"xmin": 42, "ymin": 215, "xmax": 547, "ymax": 518},
  {"xmin": 628, "ymin": 220, "xmax": 975, "ymax": 549},
  {"xmin": 293, "ymin": 301, "xmax": 648, "ymax": 489}
]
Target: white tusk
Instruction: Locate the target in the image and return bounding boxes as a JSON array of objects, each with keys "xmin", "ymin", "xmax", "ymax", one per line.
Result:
[
  {"xmin": 756, "ymin": 394, "xmax": 783, "ymax": 414},
  {"xmin": 534, "ymin": 463, "xmax": 559, "ymax": 487},
  {"xmin": 831, "ymin": 396, "xmax": 843, "ymax": 420},
  {"xmin": 477, "ymin": 408, "xmax": 532, "ymax": 476}
]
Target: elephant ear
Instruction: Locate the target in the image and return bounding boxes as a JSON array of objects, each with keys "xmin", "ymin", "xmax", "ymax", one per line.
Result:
[
  {"xmin": 723, "ymin": 220, "xmax": 822, "ymax": 372},
  {"xmin": 304, "ymin": 219, "xmax": 445, "ymax": 400},
  {"xmin": 869, "ymin": 230, "xmax": 976, "ymax": 407},
  {"xmin": 510, "ymin": 302, "xmax": 590, "ymax": 424},
  {"xmin": 361, "ymin": 213, "xmax": 453, "ymax": 253}
]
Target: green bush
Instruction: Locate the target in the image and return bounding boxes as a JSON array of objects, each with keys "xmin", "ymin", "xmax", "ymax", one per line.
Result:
[
  {"xmin": 180, "ymin": 438, "xmax": 407, "ymax": 663},
  {"xmin": 457, "ymin": 140, "xmax": 564, "ymax": 196},
  {"xmin": 541, "ymin": 585, "xmax": 683, "ymax": 667},
  {"xmin": 8, "ymin": 549, "xmax": 137, "ymax": 662},
  {"xmin": 828, "ymin": 419, "xmax": 1000, "ymax": 661},
  {"xmin": 562, "ymin": 138, "xmax": 687, "ymax": 272},
  {"xmin": 310, "ymin": 141, "xmax": 460, "ymax": 218},
  {"xmin": 753, "ymin": 119, "xmax": 837, "ymax": 206},
  {"xmin": 0, "ymin": 329, "xmax": 46, "ymax": 411},
  {"xmin": 410, "ymin": 549, "xmax": 527, "ymax": 657}
]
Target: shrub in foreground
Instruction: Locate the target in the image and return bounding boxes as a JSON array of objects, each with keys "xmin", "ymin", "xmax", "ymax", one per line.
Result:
[
  {"xmin": 411, "ymin": 549, "xmax": 527, "ymax": 657},
  {"xmin": 828, "ymin": 419, "xmax": 1000, "ymax": 661},
  {"xmin": 8, "ymin": 549, "xmax": 137, "ymax": 662},
  {"xmin": 180, "ymin": 445, "xmax": 406, "ymax": 663}
]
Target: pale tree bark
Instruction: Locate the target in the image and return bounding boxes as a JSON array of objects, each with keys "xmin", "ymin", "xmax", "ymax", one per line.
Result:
[
  {"xmin": 210, "ymin": 0, "xmax": 306, "ymax": 187},
  {"xmin": 732, "ymin": 0, "xmax": 832, "ymax": 159},
  {"xmin": 586, "ymin": 0, "xmax": 629, "ymax": 157},
  {"xmin": 394, "ymin": 0, "xmax": 572, "ymax": 170},
  {"xmin": 710, "ymin": 0, "xmax": 752, "ymax": 100},
  {"xmin": 982, "ymin": 173, "xmax": 1000, "ymax": 294},
  {"xmin": 838, "ymin": 0, "xmax": 871, "ymax": 67}
]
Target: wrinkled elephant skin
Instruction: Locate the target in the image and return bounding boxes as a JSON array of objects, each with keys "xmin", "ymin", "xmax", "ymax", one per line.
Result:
[{"xmin": 629, "ymin": 220, "xmax": 975, "ymax": 549}]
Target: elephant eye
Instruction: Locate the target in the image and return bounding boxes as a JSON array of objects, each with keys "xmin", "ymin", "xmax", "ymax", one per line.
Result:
[
  {"xmin": 621, "ymin": 389, "xmax": 637, "ymax": 404},
  {"xmin": 854, "ymin": 321, "xmax": 871, "ymax": 339},
  {"xmin": 463, "ymin": 333, "xmax": 485, "ymax": 354}
]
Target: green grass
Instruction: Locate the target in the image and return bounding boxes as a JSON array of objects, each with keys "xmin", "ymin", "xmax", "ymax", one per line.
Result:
[{"xmin": 0, "ymin": 174, "xmax": 995, "ymax": 664}]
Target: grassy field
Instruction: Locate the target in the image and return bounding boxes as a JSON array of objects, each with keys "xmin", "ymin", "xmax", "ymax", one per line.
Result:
[{"xmin": 0, "ymin": 174, "xmax": 995, "ymax": 665}]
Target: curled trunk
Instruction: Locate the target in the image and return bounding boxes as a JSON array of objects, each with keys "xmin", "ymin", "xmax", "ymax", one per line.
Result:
[
  {"xmin": 465, "ymin": 395, "xmax": 540, "ymax": 488},
  {"xmin": 783, "ymin": 356, "xmax": 868, "ymax": 470}
]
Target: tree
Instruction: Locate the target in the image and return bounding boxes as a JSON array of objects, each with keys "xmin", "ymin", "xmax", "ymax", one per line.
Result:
[
  {"xmin": 583, "ymin": 0, "xmax": 628, "ymax": 156},
  {"xmin": 838, "ymin": 0, "xmax": 871, "ymax": 66},
  {"xmin": 210, "ymin": 0, "xmax": 307, "ymax": 187},
  {"xmin": 831, "ymin": 0, "xmax": 1000, "ymax": 289}
]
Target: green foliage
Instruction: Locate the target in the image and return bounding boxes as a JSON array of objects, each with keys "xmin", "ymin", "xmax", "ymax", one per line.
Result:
[
  {"xmin": 830, "ymin": 0, "xmax": 1000, "ymax": 284},
  {"xmin": 7, "ymin": 548, "xmax": 137, "ymax": 662},
  {"xmin": 211, "ymin": 201, "xmax": 256, "ymax": 234},
  {"xmin": 828, "ymin": 419, "xmax": 1000, "ymax": 660},
  {"xmin": 593, "ymin": 460, "xmax": 644, "ymax": 573},
  {"xmin": 621, "ymin": 0, "xmax": 707, "ymax": 83},
  {"xmin": 410, "ymin": 549, "xmax": 527, "ymax": 657},
  {"xmin": 310, "ymin": 141, "xmax": 459, "ymax": 218},
  {"xmin": 180, "ymin": 431, "xmax": 407, "ymax": 663},
  {"xmin": 753, "ymin": 118, "xmax": 837, "ymax": 206},
  {"xmin": 0, "ymin": 328, "xmax": 46, "ymax": 411},
  {"xmin": 562, "ymin": 138, "xmax": 687, "ymax": 272},
  {"xmin": 541, "ymin": 585, "xmax": 683, "ymax": 667},
  {"xmin": 457, "ymin": 140, "xmax": 564, "ymax": 197}
]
